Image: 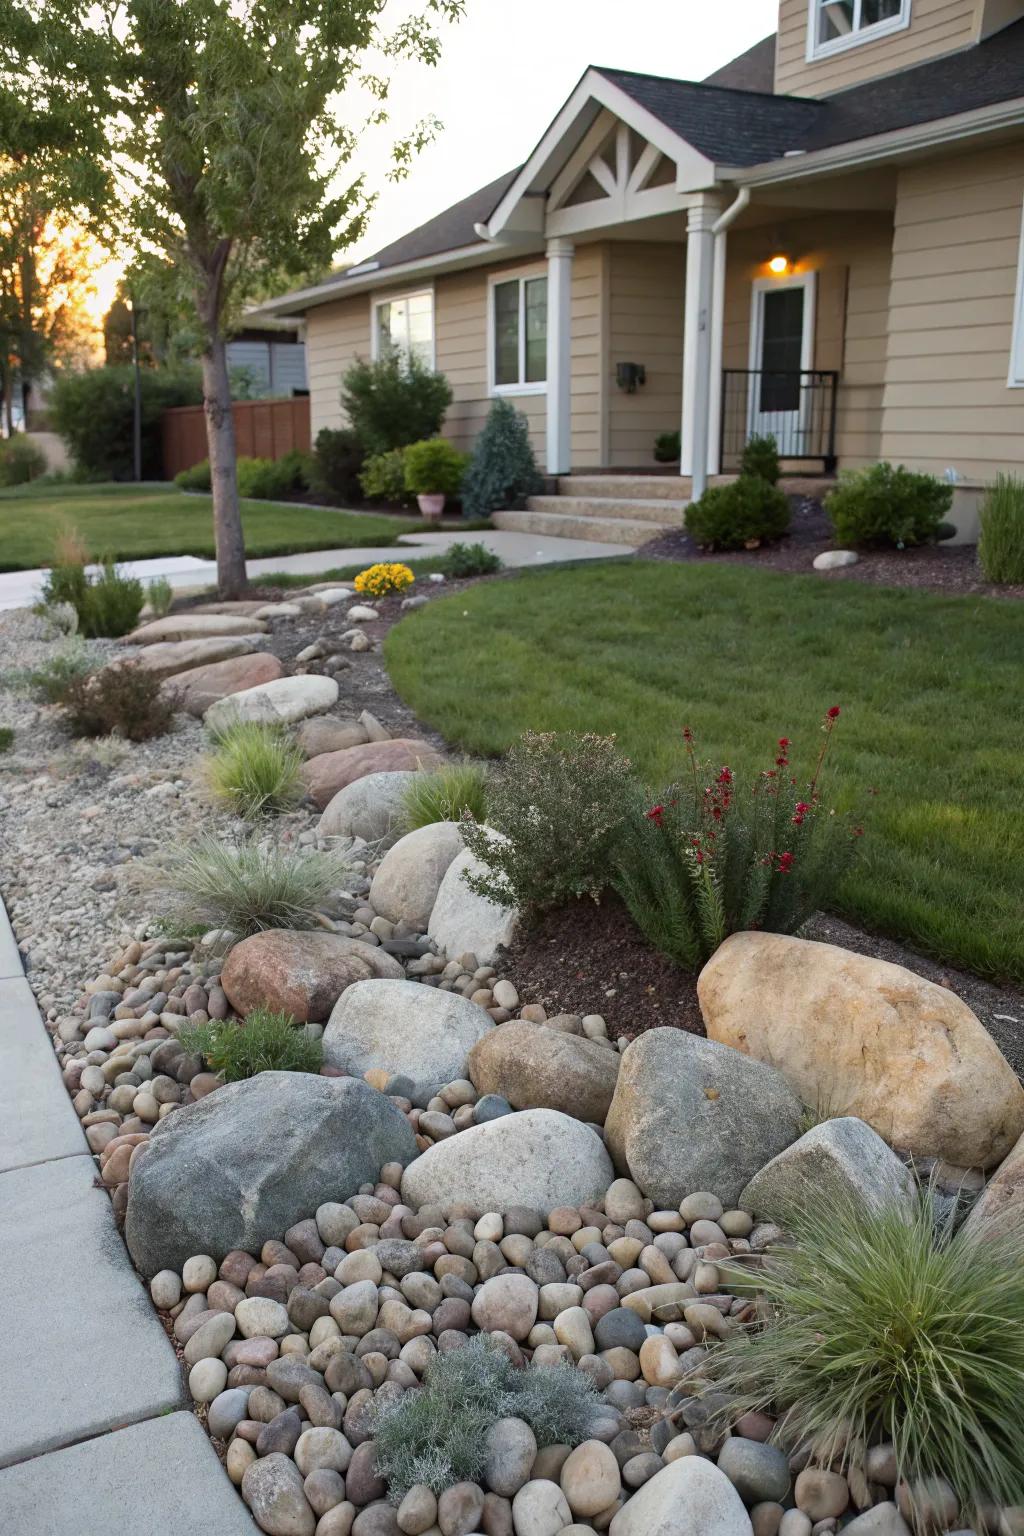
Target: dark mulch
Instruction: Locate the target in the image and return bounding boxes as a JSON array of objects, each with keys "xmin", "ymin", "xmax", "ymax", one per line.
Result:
[
  {"xmin": 641, "ymin": 496, "xmax": 1024, "ymax": 600},
  {"xmin": 501, "ymin": 895, "xmax": 1024, "ymax": 1077}
]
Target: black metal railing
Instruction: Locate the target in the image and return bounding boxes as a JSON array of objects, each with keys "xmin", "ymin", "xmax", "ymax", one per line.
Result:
[{"xmin": 719, "ymin": 369, "xmax": 838, "ymax": 472}]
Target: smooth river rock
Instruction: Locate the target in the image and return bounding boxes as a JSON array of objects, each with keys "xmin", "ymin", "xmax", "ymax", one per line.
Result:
[
  {"xmin": 468, "ymin": 1021, "xmax": 620, "ymax": 1124},
  {"xmin": 609, "ymin": 1454, "xmax": 754, "ymax": 1536},
  {"xmin": 205, "ymin": 674, "xmax": 339, "ymax": 732},
  {"xmin": 169, "ymin": 651, "xmax": 284, "ymax": 715},
  {"xmin": 427, "ymin": 843, "xmax": 519, "ymax": 966},
  {"xmin": 317, "ymin": 771, "xmax": 420, "ymax": 847},
  {"xmin": 301, "ymin": 740, "xmax": 444, "ymax": 810},
  {"xmin": 369, "ymin": 821, "xmax": 465, "ymax": 930},
  {"xmin": 221, "ymin": 929, "xmax": 404, "ymax": 1024},
  {"xmin": 698, "ymin": 932, "xmax": 1024, "ymax": 1168},
  {"xmin": 739, "ymin": 1117, "xmax": 917, "ymax": 1223},
  {"xmin": 124, "ymin": 613, "xmax": 267, "ymax": 644},
  {"xmin": 127, "ymin": 635, "xmax": 263, "ymax": 678}
]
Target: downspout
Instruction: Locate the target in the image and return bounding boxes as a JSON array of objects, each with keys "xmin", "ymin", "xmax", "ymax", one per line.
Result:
[{"xmin": 694, "ymin": 186, "xmax": 751, "ymax": 498}]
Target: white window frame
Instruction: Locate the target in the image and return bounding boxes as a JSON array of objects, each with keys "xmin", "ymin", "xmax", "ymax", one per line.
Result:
[
  {"xmin": 487, "ymin": 265, "xmax": 548, "ymax": 397},
  {"xmin": 747, "ymin": 270, "xmax": 818, "ymax": 444},
  {"xmin": 1009, "ymin": 197, "xmax": 1024, "ymax": 387},
  {"xmin": 370, "ymin": 286, "xmax": 436, "ymax": 369},
  {"xmin": 806, "ymin": 0, "xmax": 912, "ymax": 61}
]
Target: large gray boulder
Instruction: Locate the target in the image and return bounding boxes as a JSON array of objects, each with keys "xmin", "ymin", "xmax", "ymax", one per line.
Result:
[
  {"xmin": 125, "ymin": 1073, "xmax": 416, "ymax": 1275},
  {"xmin": 609, "ymin": 1454, "xmax": 753, "ymax": 1536},
  {"xmin": 739, "ymin": 1117, "xmax": 917, "ymax": 1223},
  {"xmin": 204, "ymin": 674, "xmax": 339, "ymax": 732},
  {"xmin": 604, "ymin": 1028, "xmax": 803, "ymax": 1208},
  {"xmin": 468, "ymin": 1021, "xmax": 620, "ymax": 1124},
  {"xmin": 369, "ymin": 821, "xmax": 464, "ymax": 930},
  {"xmin": 401, "ymin": 1108, "xmax": 613, "ymax": 1218},
  {"xmin": 427, "ymin": 842, "xmax": 518, "ymax": 964},
  {"xmin": 323, "ymin": 978, "xmax": 493, "ymax": 1107},
  {"xmin": 317, "ymin": 771, "xmax": 419, "ymax": 847},
  {"xmin": 962, "ymin": 1126, "xmax": 1024, "ymax": 1242}
]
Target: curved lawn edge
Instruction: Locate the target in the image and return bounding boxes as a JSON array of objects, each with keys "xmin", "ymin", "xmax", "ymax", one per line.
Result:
[{"xmin": 384, "ymin": 559, "xmax": 1024, "ymax": 986}]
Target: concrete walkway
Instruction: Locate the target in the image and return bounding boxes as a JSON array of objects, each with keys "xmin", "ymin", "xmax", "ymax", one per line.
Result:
[
  {"xmin": 0, "ymin": 897, "xmax": 255, "ymax": 1531},
  {"xmin": 0, "ymin": 528, "xmax": 632, "ymax": 611}
]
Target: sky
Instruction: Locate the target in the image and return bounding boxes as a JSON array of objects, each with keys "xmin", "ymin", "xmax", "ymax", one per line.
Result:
[{"xmin": 344, "ymin": 0, "xmax": 778, "ymax": 265}]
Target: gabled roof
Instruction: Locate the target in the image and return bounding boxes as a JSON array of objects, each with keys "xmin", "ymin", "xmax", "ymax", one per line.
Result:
[{"xmin": 703, "ymin": 33, "xmax": 777, "ymax": 94}]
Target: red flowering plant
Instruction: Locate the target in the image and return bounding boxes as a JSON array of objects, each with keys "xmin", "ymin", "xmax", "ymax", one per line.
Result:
[{"xmin": 611, "ymin": 708, "xmax": 864, "ymax": 970}]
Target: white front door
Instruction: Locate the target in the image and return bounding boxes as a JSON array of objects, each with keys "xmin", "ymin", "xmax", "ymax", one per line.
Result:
[{"xmin": 747, "ymin": 272, "xmax": 816, "ymax": 455}]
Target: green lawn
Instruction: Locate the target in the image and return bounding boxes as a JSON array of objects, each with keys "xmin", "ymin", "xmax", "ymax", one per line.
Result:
[
  {"xmin": 385, "ymin": 559, "xmax": 1024, "ymax": 985},
  {"xmin": 0, "ymin": 482, "xmax": 424, "ymax": 570}
]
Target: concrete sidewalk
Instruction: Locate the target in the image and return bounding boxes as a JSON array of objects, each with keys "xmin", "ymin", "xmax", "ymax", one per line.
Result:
[
  {"xmin": 0, "ymin": 897, "xmax": 255, "ymax": 1530},
  {"xmin": 0, "ymin": 528, "xmax": 631, "ymax": 611}
]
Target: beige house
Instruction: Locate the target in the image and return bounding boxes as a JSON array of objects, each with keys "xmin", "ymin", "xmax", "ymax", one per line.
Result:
[{"xmin": 259, "ymin": 0, "xmax": 1024, "ymax": 541}]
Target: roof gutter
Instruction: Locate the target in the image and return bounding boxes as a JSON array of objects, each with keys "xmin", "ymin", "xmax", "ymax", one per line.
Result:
[
  {"xmin": 248, "ymin": 240, "xmax": 515, "ymax": 318},
  {"xmin": 726, "ymin": 94, "xmax": 1024, "ymax": 187}
]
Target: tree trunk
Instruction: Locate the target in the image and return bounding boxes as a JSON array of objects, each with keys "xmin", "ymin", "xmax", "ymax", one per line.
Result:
[{"xmin": 201, "ymin": 330, "xmax": 247, "ymax": 598}]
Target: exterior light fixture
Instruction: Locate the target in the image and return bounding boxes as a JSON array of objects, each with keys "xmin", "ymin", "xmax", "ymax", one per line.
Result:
[
  {"xmin": 615, "ymin": 361, "xmax": 646, "ymax": 393},
  {"xmin": 768, "ymin": 254, "xmax": 791, "ymax": 276}
]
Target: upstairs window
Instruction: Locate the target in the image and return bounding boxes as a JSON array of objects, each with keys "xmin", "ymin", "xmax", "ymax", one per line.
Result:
[
  {"xmin": 809, "ymin": 0, "xmax": 911, "ymax": 57},
  {"xmin": 374, "ymin": 290, "xmax": 434, "ymax": 368}
]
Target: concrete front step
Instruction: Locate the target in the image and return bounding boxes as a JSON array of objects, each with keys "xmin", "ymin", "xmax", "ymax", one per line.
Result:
[
  {"xmin": 527, "ymin": 494, "xmax": 687, "ymax": 525},
  {"xmin": 493, "ymin": 509, "xmax": 666, "ymax": 546},
  {"xmin": 559, "ymin": 474, "xmax": 732, "ymax": 501}
]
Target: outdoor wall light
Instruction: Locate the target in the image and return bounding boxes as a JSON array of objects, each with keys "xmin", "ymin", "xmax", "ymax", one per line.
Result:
[
  {"xmin": 768, "ymin": 254, "xmax": 791, "ymax": 275},
  {"xmin": 616, "ymin": 361, "xmax": 646, "ymax": 393}
]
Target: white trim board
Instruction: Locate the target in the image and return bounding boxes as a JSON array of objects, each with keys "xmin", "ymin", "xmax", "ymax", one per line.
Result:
[
  {"xmin": 806, "ymin": 0, "xmax": 912, "ymax": 62},
  {"xmin": 746, "ymin": 270, "xmax": 818, "ymax": 445}
]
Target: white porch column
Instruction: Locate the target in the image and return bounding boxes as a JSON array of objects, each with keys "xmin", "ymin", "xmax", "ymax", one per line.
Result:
[
  {"xmin": 545, "ymin": 237, "xmax": 574, "ymax": 477},
  {"xmin": 680, "ymin": 195, "xmax": 725, "ymax": 498},
  {"xmin": 706, "ymin": 228, "xmax": 728, "ymax": 477}
]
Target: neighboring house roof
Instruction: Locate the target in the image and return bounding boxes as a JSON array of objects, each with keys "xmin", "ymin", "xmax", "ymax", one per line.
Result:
[{"xmin": 700, "ymin": 33, "xmax": 777, "ymax": 94}]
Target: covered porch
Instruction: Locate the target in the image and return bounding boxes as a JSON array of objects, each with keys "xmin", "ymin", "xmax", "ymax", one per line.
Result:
[{"xmin": 476, "ymin": 71, "xmax": 897, "ymax": 494}]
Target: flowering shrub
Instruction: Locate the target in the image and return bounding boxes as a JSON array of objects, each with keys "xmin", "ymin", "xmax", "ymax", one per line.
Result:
[
  {"xmin": 461, "ymin": 730, "xmax": 635, "ymax": 912},
  {"xmin": 612, "ymin": 708, "xmax": 863, "ymax": 970},
  {"xmin": 354, "ymin": 561, "xmax": 415, "ymax": 598}
]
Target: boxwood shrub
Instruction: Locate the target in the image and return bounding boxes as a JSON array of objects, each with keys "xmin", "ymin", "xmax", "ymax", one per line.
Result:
[
  {"xmin": 685, "ymin": 475, "xmax": 791, "ymax": 551},
  {"xmin": 826, "ymin": 462, "xmax": 952, "ymax": 548}
]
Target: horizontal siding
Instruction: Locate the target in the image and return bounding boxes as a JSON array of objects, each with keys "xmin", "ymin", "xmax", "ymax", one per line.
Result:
[
  {"xmin": 880, "ymin": 144, "xmax": 1024, "ymax": 479},
  {"xmin": 775, "ymin": 0, "xmax": 977, "ymax": 96},
  {"xmin": 721, "ymin": 211, "xmax": 894, "ymax": 468},
  {"xmin": 305, "ymin": 297, "xmax": 370, "ymax": 436},
  {"xmin": 607, "ymin": 242, "xmax": 685, "ymax": 467}
]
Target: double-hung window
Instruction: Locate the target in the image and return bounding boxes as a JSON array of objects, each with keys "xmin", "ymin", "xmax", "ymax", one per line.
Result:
[
  {"xmin": 490, "ymin": 271, "xmax": 548, "ymax": 393},
  {"xmin": 374, "ymin": 290, "xmax": 434, "ymax": 367},
  {"xmin": 809, "ymin": 0, "xmax": 911, "ymax": 57},
  {"xmin": 1009, "ymin": 197, "xmax": 1024, "ymax": 387}
]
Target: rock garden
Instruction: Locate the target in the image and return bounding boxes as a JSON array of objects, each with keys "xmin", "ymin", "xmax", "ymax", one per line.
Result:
[{"xmin": 2, "ymin": 550, "xmax": 1024, "ymax": 1536}]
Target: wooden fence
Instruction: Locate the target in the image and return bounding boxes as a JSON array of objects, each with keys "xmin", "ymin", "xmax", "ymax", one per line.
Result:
[{"xmin": 162, "ymin": 395, "xmax": 311, "ymax": 479}]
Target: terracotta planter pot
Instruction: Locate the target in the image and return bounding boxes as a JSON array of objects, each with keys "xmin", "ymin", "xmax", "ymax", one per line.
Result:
[{"xmin": 417, "ymin": 493, "xmax": 446, "ymax": 521}]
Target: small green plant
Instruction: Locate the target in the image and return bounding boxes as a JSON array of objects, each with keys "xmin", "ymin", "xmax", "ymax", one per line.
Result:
[
  {"xmin": 235, "ymin": 455, "xmax": 292, "ymax": 500},
  {"xmin": 827, "ymin": 462, "xmax": 953, "ymax": 549},
  {"xmin": 0, "ymin": 726, "xmax": 13, "ymax": 753},
  {"xmin": 180, "ymin": 1009, "xmax": 322, "ymax": 1080},
  {"xmin": 373, "ymin": 1336, "xmax": 600, "ymax": 1500},
  {"xmin": 146, "ymin": 575, "xmax": 174, "ymax": 618},
  {"xmin": 143, "ymin": 835, "xmax": 350, "ymax": 939},
  {"xmin": 310, "ymin": 427, "xmax": 365, "ymax": 504},
  {"xmin": 654, "ymin": 429, "xmax": 680, "ymax": 464},
  {"xmin": 461, "ymin": 399, "xmax": 543, "ymax": 521},
  {"xmin": 360, "ymin": 447, "xmax": 410, "ymax": 505},
  {"xmin": 205, "ymin": 721, "xmax": 304, "ymax": 818},
  {"xmin": 80, "ymin": 560, "xmax": 145, "ymax": 638},
  {"xmin": 978, "ymin": 473, "xmax": 1024, "ymax": 584},
  {"xmin": 403, "ymin": 438, "xmax": 468, "ymax": 498},
  {"xmin": 685, "ymin": 475, "xmax": 791, "ymax": 552},
  {"xmin": 403, "ymin": 761, "xmax": 489, "ymax": 831},
  {"xmin": 341, "ymin": 351, "xmax": 453, "ymax": 456},
  {"xmin": 440, "ymin": 541, "xmax": 503, "ymax": 579},
  {"xmin": 612, "ymin": 710, "xmax": 861, "ymax": 971},
  {"xmin": 16, "ymin": 639, "xmax": 96, "ymax": 704},
  {"xmin": 740, "ymin": 433, "xmax": 780, "ymax": 485},
  {"xmin": 712, "ymin": 1190, "xmax": 1024, "ymax": 1532},
  {"xmin": 461, "ymin": 731, "xmax": 635, "ymax": 912},
  {"xmin": 174, "ymin": 458, "xmax": 212, "ymax": 491},
  {"xmin": 59, "ymin": 662, "xmax": 177, "ymax": 741},
  {"xmin": 0, "ymin": 435, "xmax": 46, "ymax": 485}
]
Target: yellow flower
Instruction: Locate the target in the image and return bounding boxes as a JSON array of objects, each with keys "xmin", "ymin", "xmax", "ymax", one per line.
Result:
[{"xmin": 353, "ymin": 562, "xmax": 415, "ymax": 597}]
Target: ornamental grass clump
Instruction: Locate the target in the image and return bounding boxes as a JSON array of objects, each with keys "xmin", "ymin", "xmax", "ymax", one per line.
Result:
[
  {"xmin": 978, "ymin": 472, "xmax": 1024, "ymax": 584},
  {"xmin": 711, "ymin": 1191, "xmax": 1024, "ymax": 1532},
  {"xmin": 143, "ymin": 834, "xmax": 349, "ymax": 940},
  {"xmin": 611, "ymin": 708, "xmax": 862, "ymax": 970},
  {"xmin": 205, "ymin": 720, "xmax": 304, "ymax": 818},
  {"xmin": 373, "ymin": 1336, "xmax": 601, "ymax": 1500},
  {"xmin": 461, "ymin": 730, "xmax": 635, "ymax": 912},
  {"xmin": 179, "ymin": 1009, "xmax": 321, "ymax": 1080},
  {"xmin": 403, "ymin": 760, "xmax": 489, "ymax": 830}
]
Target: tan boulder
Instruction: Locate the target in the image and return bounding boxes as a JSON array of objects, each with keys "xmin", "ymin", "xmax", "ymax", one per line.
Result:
[
  {"xmin": 698, "ymin": 932, "xmax": 1024, "ymax": 1169},
  {"xmin": 962, "ymin": 1129, "xmax": 1024, "ymax": 1241},
  {"xmin": 123, "ymin": 613, "xmax": 266, "ymax": 643},
  {"xmin": 300, "ymin": 739, "xmax": 443, "ymax": 810},
  {"xmin": 296, "ymin": 717, "xmax": 369, "ymax": 759},
  {"xmin": 221, "ymin": 930, "xmax": 404, "ymax": 1023},
  {"xmin": 123, "ymin": 636, "xmax": 262, "ymax": 679},
  {"xmin": 168, "ymin": 653, "xmax": 284, "ymax": 715},
  {"xmin": 468, "ymin": 1021, "xmax": 620, "ymax": 1125}
]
